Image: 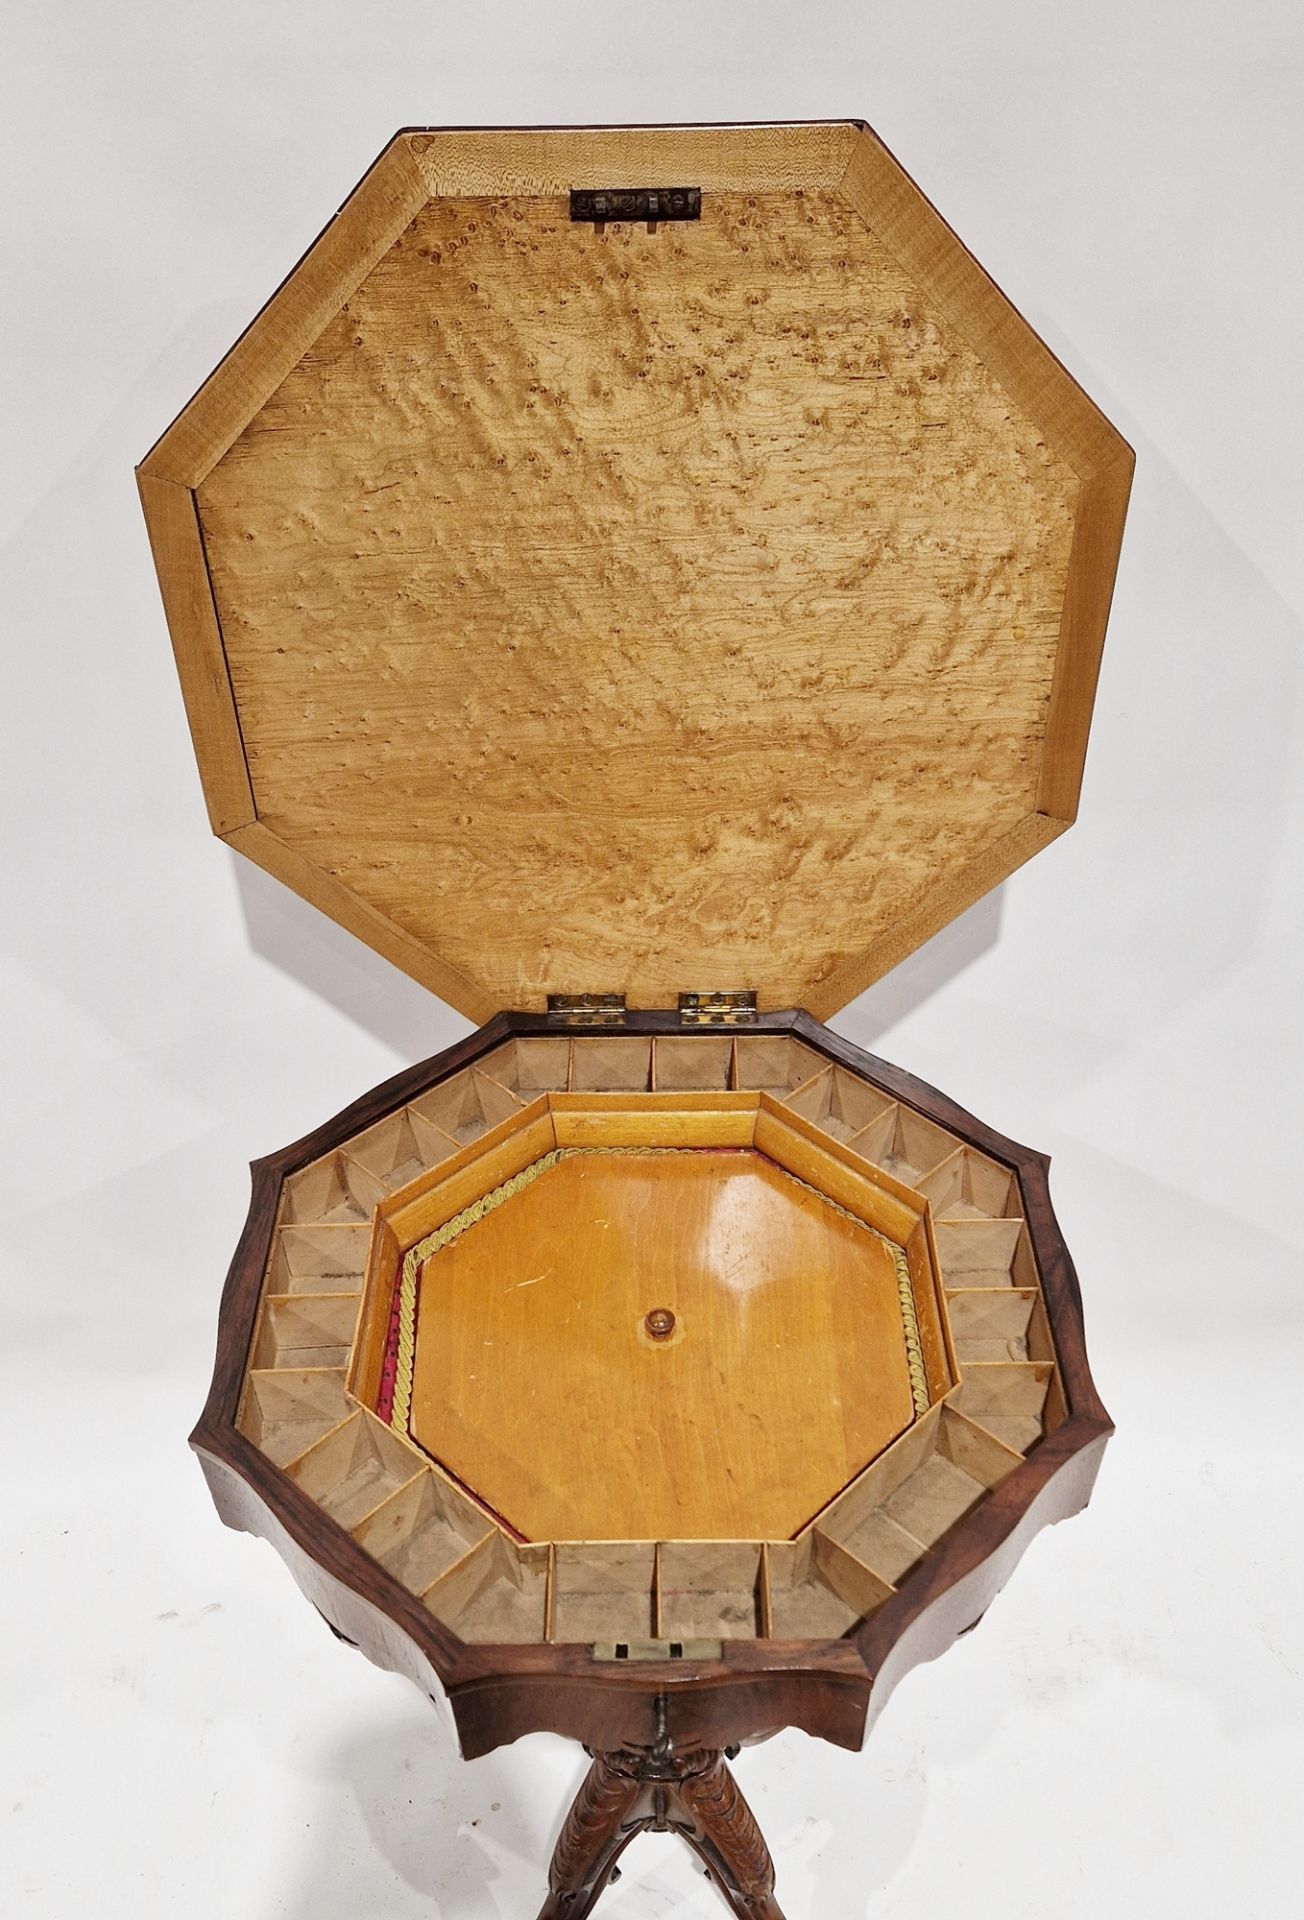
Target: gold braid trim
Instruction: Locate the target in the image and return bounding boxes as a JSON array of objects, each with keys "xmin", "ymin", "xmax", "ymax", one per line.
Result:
[{"xmin": 386, "ymin": 1146, "xmax": 931, "ymax": 1437}]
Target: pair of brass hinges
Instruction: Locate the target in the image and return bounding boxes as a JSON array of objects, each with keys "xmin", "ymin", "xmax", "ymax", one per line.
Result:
[{"xmin": 546, "ymin": 990, "xmax": 757, "ymax": 1029}]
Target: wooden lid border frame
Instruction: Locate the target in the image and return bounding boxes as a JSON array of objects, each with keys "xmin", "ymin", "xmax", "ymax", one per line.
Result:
[{"xmin": 139, "ymin": 121, "xmax": 1133, "ymax": 1022}]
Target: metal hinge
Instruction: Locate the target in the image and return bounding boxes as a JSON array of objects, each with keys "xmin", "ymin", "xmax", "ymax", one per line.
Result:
[
  {"xmin": 678, "ymin": 990, "xmax": 758, "ymax": 1028},
  {"xmin": 570, "ymin": 187, "xmax": 701, "ymax": 227},
  {"xmin": 547, "ymin": 992, "xmax": 627, "ymax": 1028}
]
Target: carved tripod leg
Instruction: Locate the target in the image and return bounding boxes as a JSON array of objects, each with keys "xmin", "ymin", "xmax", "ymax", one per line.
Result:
[
  {"xmin": 668, "ymin": 1752, "xmax": 787, "ymax": 1920},
  {"xmin": 535, "ymin": 1752, "xmax": 649, "ymax": 1920},
  {"xmin": 536, "ymin": 1743, "xmax": 786, "ymax": 1920}
]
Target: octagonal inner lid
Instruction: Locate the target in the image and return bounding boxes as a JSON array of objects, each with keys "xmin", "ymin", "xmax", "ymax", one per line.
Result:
[{"xmin": 139, "ymin": 121, "xmax": 1132, "ymax": 1021}]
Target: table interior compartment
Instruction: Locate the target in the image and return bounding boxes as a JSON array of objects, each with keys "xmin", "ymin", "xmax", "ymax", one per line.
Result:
[
  {"xmin": 238, "ymin": 1367, "xmax": 352, "ymax": 1467},
  {"xmin": 658, "ymin": 1543, "xmax": 765, "ymax": 1641},
  {"xmin": 549, "ymin": 1543, "xmax": 658, "ymax": 1643},
  {"xmin": 920, "ymin": 1145, "xmax": 1019, "ymax": 1220},
  {"xmin": 733, "ymin": 1035, "xmax": 826, "ymax": 1097},
  {"xmin": 426, "ymin": 1534, "xmax": 550, "ymax": 1644},
  {"xmin": 952, "ymin": 1361, "xmax": 1061, "ymax": 1454},
  {"xmin": 568, "ymin": 1035, "xmax": 654, "ymax": 1091},
  {"xmin": 782, "ymin": 1064, "xmax": 897, "ymax": 1144},
  {"xmin": 283, "ymin": 1151, "xmax": 390, "ymax": 1225},
  {"xmin": 268, "ymin": 1223, "xmax": 370, "ymax": 1294},
  {"xmin": 869, "ymin": 1108, "xmax": 962, "ymax": 1188},
  {"xmin": 476, "ymin": 1036, "xmax": 573, "ymax": 1094},
  {"xmin": 286, "ymin": 1408, "xmax": 425, "ymax": 1530},
  {"xmin": 651, "ymin": 1034, "xmax": 735, "ymax": 1090},
  {"xmin": 408, "ymin": 1068, "xmax": 524, "ymax": 1146},
  {"xmin": 351, "ymin": 1466, "xmax": 494, "ymax": 1595},
  {"xmin": 348, "ymin": 1108, "xmax": 459, "ymax": 1190},
  {"xmin": 816, "ymin": 1406, "xmax": 1024, "ymax": 1585},
  {"xmin": 765, "ymin": 1535, "xmax": 892, "ymax": 1639},
  {"xmin": 945, "ymin": 1287, "xmax": 1038, "ymax": 1363},
  {"xmin": 251, "ymin": 1293, "xmax": 360, "ymax": 1371},
  {"xmin": 933, "ymin": 1215, "xmax": 1028, "ymax": 1283}
]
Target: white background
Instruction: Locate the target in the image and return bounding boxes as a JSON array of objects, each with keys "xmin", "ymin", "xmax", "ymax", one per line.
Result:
[{"xmin": 3, "ymin": 4, "xmax": 1302, "ymax": 1914}]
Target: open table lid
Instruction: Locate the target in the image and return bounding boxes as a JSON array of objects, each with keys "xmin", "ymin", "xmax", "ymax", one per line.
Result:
[{"xmin": 139, "ymin": 121, "xmax": 1131, "ymax": 1021}]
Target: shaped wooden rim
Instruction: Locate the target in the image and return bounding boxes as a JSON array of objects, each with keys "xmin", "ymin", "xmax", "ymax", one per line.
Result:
[{"xmin": 191, "ymin": 1010, "xmax": 1112, "ymax": 1758}]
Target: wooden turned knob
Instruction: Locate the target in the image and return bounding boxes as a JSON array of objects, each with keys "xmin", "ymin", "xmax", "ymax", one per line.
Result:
[{"xmin": 644, "ymin": 1308, "xmax": 676, "ymax": 1341}]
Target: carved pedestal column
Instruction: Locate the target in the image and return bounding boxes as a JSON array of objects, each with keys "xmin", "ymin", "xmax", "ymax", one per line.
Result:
[{"xmin": 537, "ymin": 1722, "xmax": 785, "ymax": 1920}]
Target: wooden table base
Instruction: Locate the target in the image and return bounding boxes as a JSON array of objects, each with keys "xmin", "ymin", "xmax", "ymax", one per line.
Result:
[{"xmin": 537, "ymin": 1713, "xmax": 784, "ymax": 1919}]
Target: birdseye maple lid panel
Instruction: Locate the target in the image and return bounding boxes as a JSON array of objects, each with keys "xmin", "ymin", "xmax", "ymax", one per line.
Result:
[{"xmin": 140, "ymin": 123, "xmax": 1132, "ymax": 1020}]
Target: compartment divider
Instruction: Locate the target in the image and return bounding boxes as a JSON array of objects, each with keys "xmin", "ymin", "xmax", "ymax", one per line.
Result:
[
  {"xmin": 350, "ymin": 1466, "xmax": 495, "ymax": 1594},
  {"xmin": 783, "ymin": 1065, "xmax": 831, "ymax": 1112},
  {"xmin": 811, "ymin": 1530, "xmax": 897, "ymax": 1618},
  {"xmin": 758, "ymin": 1542, "xmax": 774, "ymax": 1639},
  {"xmin": 953, "ymin": 1362, "xmax": 1056, "ymax": 1455},
  {"xmin": 404, "ymin": 1108, "xmax": 462, "ymax": 1166},
  {"xmin": 283, "ymin": 1150, "xmax": 390, "ymax": 1226},
  {"xmin": 251, "ymin": 1291, "xmax": 362, "ymax": 1371},
  {"xmin": 544, "ymin": 1542, "xmax": 557, "ymax": 1644},
  {"xmin": 474, "ymin": 1037, "xmax": 572, "ymax": 1097},
  {"xmin": 347, "ymin": 1467, "xmax": 428, "ymax": 1538},
  {"xmin": 238, "ymin": 1367, "xmax": 354, "ymax": 1467},
  {"xmin": 845, "ymin": 1103, "xmax": 899, "ymax": 1166},
  {"xmin": 277, "ymin": 1404, "xmax": 360, "ymax": 1476},
  {"xmin": 934, "ymin": 1215, "xmax": 1026, "ymax": 1283},
  {"xmin": 421, "ymin": 1530, "xmax": 499, "ymax": 1616},
  {"xmin": 945, "ymin": 1286, "xmax": 1038, "ymax": 1362},
  {"xmin": 284, "ymin": 1407, "xmax": 426, "ymax": 1529}
]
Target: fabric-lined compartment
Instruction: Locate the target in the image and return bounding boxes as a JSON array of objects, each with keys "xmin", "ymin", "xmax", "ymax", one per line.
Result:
[
  {"xmin": 919, "ymin": 1144, "xmax": 1018, "ymax": 1220},
  {"xmin": 782, "ymin": 1064, "xmax": 895, "ymax": 1144},
  {"xmin": 285, "ymin": 1409, "xmax": 423, "ymax": 1529},
  {"xmin": 347, "ymin": 1108, "xmax": 458, "ymax": 1190},
  {"xmin": 408, "ymin": 1068, "xmax": 524, "ymax": 1145},
  {"xmin": 250, "ymin": 1292, "xmax": 360, "ymax": 1371},
  {"xmin": 238, "ymin": 1367, "xmax": 352, "ymax": 1467},
  {"xmin": 817, "ymin": 1406, "xmax": 1024, "ymax": 1586},
  {"xmin": 952, "ymin": 1361, "xmax": 1059, "ymax": 1453},
  {"xmin": 733, "ymin": 1034, "xmax": 824, "ymax": 1097},
  {"xmin": 933, "ymin": 1216, "xmax": 1028, "ymax": 1284},
  {"xmin": 659, "ymin": 1543, "xmax": 764, "ymax": 1640},
  {"xmin": 549, "ymin": 1543, "xmax": 658, "ymax": 1643},
  {"xmin": 351, "ymin": 1467, "xmax": 493, "ymax": 1594},
  {"xmin": 652, "ymin": 1035, "xmax": 734, "ymax": 1090},
  {"xmin": 568, "ymin": 1036, "xmax": 654, "ymax": 1091},
  {"xmin": 426, "ymin": 1534, "xmax": 549, "ymax": 1644},
  {"xmin": 268, "ymin": 1222, "xmax": 370, "ymax": 1294},
  {"xmin": 282, "ymin": 1151, "xmax": 389, "ymax": 1225},
  {"xmin": 871, "ymin": 1108, "xmax": 960, "ymax": 1188},
  {"xmin": 475, "ymin": 1036, "xmax": 573, "ymax": 1094},
  {"xmin": 765, "ymin": 1536, "xmax": 892, "ymax": 1638},
  {"xmin": 946, "ymin": 1287, "xmax": 1037, "ymax": 1362}
]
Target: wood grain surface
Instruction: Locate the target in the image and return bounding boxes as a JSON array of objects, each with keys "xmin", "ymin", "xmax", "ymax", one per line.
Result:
[
  {"xmin": 407, "ymin": 1148, "xmax": 914, "ymax": 1541},
  {"xmin": 198, "ymin": 183, "xmax": 1076, "ymax": 1009},
  {"xmin": 142, "ymin": 124, "xmax": 1132, "ymax": 1015}
]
